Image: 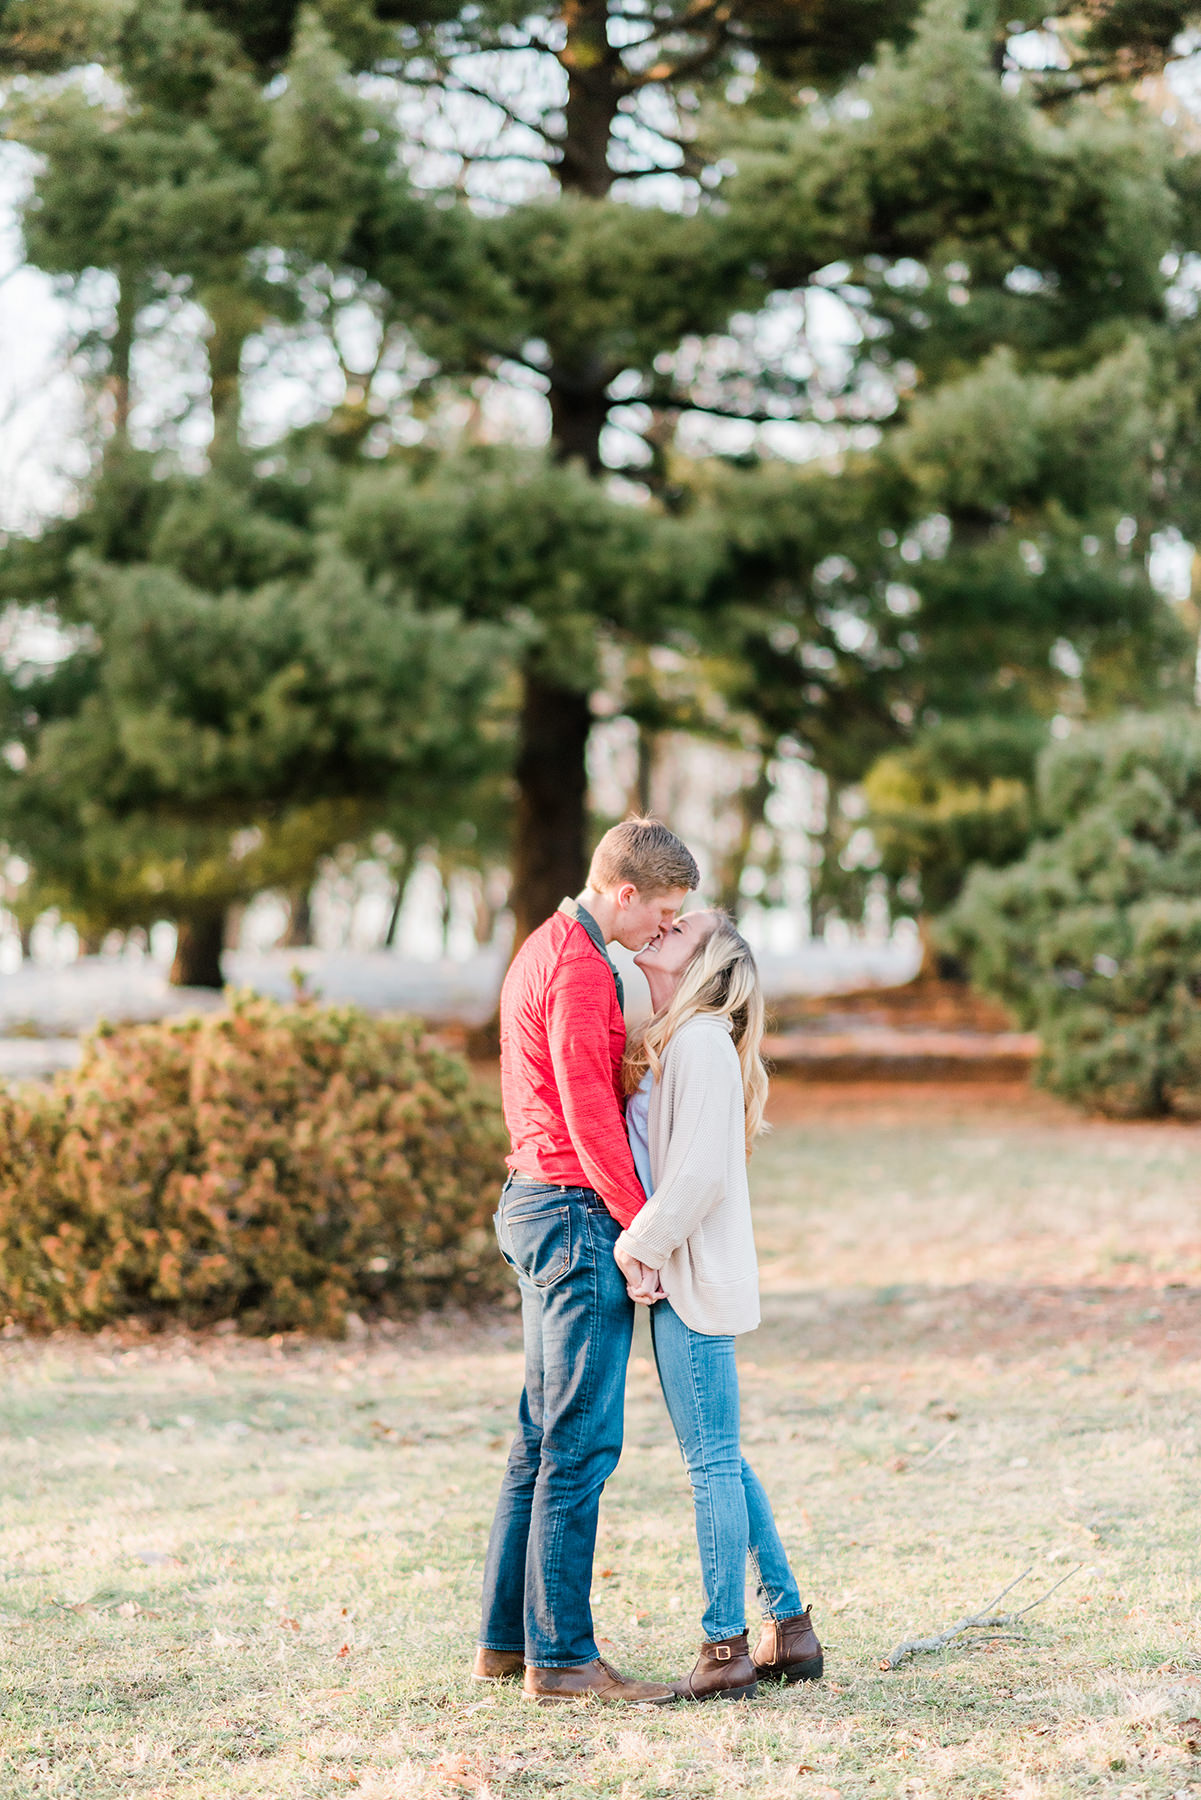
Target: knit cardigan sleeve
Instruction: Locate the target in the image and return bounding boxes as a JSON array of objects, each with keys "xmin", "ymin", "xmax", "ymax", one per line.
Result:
[{"xmin": 615, "ymin": 1023, "xmax": 741, "ymax": 1271}]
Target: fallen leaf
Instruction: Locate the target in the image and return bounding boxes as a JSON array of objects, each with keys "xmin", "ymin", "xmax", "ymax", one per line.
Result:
[
  {"xmin": 599, "ymin": 1569, "xmax": 617, "ymax": 1578},
  {"xmin": 888, "ymin": 1456, "xmax": 909, "ymax": 1473},
  {"xmin": 279, "ymin": 1617, "xmax": 301, "ymax": 1632},
  {"xmin": 337, "ymin": 1642, "xmax": 351, "ymax": 1658},
  {"xmin": 431, "ymin": 1751, "xmax": 477, "ymax": 1790}
]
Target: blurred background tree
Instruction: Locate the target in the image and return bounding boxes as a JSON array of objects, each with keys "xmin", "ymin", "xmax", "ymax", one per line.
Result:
[
  {"xmin": 0, "ymin": 0, "xmax": 1199, "ymax": 985},
  {"xmin": 943, "ymin": 711, "xmax": 1201, "ymax": 1117}
]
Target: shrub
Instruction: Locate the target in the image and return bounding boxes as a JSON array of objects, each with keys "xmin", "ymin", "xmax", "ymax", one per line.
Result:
[
  {"xmin": 942, "ymin": 711, "xmax": 1201, "ymax": 1116},
  {"xmin": 0, "ymin": 992, "xmax": 509, "ymax": 1333}
]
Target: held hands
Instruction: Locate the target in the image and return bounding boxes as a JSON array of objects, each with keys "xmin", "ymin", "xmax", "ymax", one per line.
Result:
[{"xmin": 614, "ymin": 1239, "xmax": 664, "ymax": 1307}]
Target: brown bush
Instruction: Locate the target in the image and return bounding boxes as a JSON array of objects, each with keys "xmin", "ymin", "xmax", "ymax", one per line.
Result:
[{"xmin": 0, "ymin": 992, "xmax": 508, "ymax": 1333}]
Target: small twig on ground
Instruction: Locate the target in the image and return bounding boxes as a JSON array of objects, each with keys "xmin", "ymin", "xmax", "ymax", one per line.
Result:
[
  {"xmin": 879, "ymin": 1564, "xmax": 1084, "ymax": 1671},
  {"xmin": 909, "ymin": 1427, "xmax": 958, "ymax": 1471}
]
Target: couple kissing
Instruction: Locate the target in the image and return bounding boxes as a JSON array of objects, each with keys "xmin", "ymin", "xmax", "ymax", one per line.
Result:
[{"xmin": 472, "ymin": 817, "xmax": 822, "ymax": 1705}]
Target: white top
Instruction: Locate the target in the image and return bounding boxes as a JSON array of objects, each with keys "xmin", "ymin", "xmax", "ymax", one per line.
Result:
[
  {"xmin": 626, "ymin": 1068, "xmax": 654, "ymax": 1197},
  {"xmin": 615, "ymin": 1014, "xmax": 760, "ymax": 1337}
]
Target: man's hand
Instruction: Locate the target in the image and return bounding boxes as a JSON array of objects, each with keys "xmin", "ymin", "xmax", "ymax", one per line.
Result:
[{"xmin": 614, "ymin": 1240, "xmax": 664, "ymax": 1306}]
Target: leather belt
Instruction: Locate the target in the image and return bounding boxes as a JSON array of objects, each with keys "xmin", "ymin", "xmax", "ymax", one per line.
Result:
[{"xmin": 508, "ymin": 1170, "xmax": 582, "ymax": 1191}]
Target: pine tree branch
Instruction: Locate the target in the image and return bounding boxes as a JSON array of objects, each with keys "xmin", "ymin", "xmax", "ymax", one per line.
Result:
[
  {"xmin": 609, "ymin": 0, "xmax": 728, "ymax": 45},
  {"xmin": 623, "ymin": 31, "xmax": 728, "ymax": 91},
  {"xmin": 405, "ymin": 74, "xmax": 565, "ymax": 148},
  {"xmin": 632, "ymin": 386, "xmax": 811, "ymax": 425}
]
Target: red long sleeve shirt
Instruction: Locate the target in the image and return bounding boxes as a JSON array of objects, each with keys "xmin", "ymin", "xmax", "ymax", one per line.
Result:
[{"xmin": 499, "ymin": 908, "xmax": 647, "ymax": 1228}]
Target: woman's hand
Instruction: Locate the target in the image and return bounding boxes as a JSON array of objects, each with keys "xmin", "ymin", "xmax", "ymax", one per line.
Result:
[{"xmin": 614, "ymin": 1240, "xmax": 665, "ymax": 1306}]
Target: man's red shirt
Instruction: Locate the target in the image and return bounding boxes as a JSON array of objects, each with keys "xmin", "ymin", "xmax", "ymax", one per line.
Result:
[{"xmin": 499, "ymin": 908, "xmax": 647, "ymax": 1228}]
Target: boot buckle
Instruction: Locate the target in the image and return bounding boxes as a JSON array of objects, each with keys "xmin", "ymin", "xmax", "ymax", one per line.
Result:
[{"xmin": 714, "ymin": 1645, "xmax": 732, "ymax": 1661}]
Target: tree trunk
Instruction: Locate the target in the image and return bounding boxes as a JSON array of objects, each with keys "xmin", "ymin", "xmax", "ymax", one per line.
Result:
[
  {"xmin": 170, "ymin": 912, "xmax": 226, "ymax": 988},
  {"xmin": 280, "ymin": 885, "xmax": 313, "ymax": 948},
  {"xmin": 106, "ymin": 264, "xmax": 137, "ymax": 446},
  {"xmin": 549, "ymin": 375, "xmax": 609, "ymax": 474},
  {"xmin": 510, "ymin": 672, "xmax": 593, "ymax": 949},
  {"xmin": 383, "ymin": 843, "xmax": 417, "ymax": 948},
  {"xmin": 438, "ymin": 860, "xmax": 454, "ymax": 955},
  {"xmin": 635, "ymin": 725, "xmax": 657, "ymax": 814},
  {"xmin": 714, "ymin": 759, "xmax": 771, "ymax": 919},
  {"xmin": 497, "ymin": 0, "xmax": 620, "ymax": 968},
  {"xmin": 201, "ymin": 286, "xmax": 258, "ymax": 465},
  {"xmin": 559, "ymin": 0, "xmax": 621, "ymax": 200}
]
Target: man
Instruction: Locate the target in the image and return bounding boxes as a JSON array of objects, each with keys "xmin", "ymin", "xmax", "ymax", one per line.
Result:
[{"xmin": 474, "ymin": 817, "xmax": 699, "ymax": 1704}]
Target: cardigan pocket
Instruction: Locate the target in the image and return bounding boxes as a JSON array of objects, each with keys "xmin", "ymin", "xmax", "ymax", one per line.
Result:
[{"xmin": 499, "ymin": 1200, "xmax": 573, "ymax": 1288}]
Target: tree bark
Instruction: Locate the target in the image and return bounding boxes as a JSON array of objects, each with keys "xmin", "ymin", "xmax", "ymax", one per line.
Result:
[
  {"xmin": 635, "ymin": 725, "xmax": 657, "ymax": 814},
  {"xmin": 559, "ymin": 0, "xmax": 622, "ymax": 200},
  {"xmin": 170, "ymin": 912, "xmax": 226, "ymax": 988},
  {"xmin": 383, "ymin": 843, "xmax": 417, "ymax": 948},
  {"xmin": 106, "ymin": 264, "xmax": 137, "ymax": 446},
  {"xmin": 510, "ymin": 672, "xmax": 593, "ymax": 948},
  {"xmin": 500, "ymin": 1, "xmax": 622, "ymax": 964},
  {"xmin": 280, "ymin": 885, "xmax": 313, "ymax": 948},
  {"xmin": 201, "ymin": 285, "xmax": 257, "ymax": 465},
  {"xmin": 713, "ymin": 759, "xmax": 771, "ymax": 919}
]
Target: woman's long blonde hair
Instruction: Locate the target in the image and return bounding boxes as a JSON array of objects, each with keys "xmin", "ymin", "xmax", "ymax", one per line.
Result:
[{"xmin": 622, "ymin": 911, "xmax": 769, "ymax": 1154}]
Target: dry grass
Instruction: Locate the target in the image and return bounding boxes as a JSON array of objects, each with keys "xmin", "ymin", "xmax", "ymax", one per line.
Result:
[{"xmin": 2, "ymin": 1079, "xmax": 1201, "ymax": 1798}]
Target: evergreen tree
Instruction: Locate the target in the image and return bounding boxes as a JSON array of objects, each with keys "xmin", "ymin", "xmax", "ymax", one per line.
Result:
[
  {"xmin": 2, "ymin": 0, "xmax": 1199, "ymax": 961},
  {"xmin": 943, "ymin": 711, "xmax": 1201, "ymax": 1117},
  {"xmin": 0, "ymin": 464, "xmax": 511, "ymax": 983}
]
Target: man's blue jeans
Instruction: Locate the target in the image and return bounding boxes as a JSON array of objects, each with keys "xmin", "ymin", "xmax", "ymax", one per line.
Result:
[
  {"xmin": 649, "ymin": 1299, "xmax": 804, "ymax": 1642},
  {"xmin": 478, "ymin": 1178, "xmax": 634, "ymax": 1667}
]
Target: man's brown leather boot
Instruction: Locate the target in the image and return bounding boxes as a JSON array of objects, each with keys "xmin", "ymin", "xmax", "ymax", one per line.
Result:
[
  {"xmin": 672, "ymin": 1632, "xmax": 759, "ymax": 1702},
  {"xmin": 471, "ymin": 1647, "xmax": 525, "ymax": 1682},
  {"xmin": 523, "ymin": 1658, "xmax": 676, "ymax": 1705},
  {"xmin": 752, "ymin": 1608, "xmax": 824, "ymax": 1684}
]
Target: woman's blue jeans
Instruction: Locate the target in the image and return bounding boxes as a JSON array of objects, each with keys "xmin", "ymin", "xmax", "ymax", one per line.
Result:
[
  {"xmin": 478, "ymin": 1177, "xmax": 634, "ymax": 1667},
  {"xmin": 649, "ymin": 1299, "xmax": 804, "ymax": 1643}
]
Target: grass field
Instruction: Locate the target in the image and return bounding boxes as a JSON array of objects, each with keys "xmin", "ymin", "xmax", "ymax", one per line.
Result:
[{"xmin": 2, "ymin": 1079, "xmax": 1201, "ymax": 1799}]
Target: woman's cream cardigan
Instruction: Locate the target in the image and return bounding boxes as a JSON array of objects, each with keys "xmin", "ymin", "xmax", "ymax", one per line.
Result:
[{"xmin": 614, "ymin": 1013, "xmax": 760, "ymax": 1336}]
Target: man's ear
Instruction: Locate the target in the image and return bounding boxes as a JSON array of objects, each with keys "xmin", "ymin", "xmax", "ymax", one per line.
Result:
[{"xmin": 614, "ymin": 881, "xmax": 639, "ymax": 910}]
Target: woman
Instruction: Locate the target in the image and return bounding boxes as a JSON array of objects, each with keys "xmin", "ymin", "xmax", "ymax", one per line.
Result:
[{"xmin": 614, "ymin": 910, "xmax": 823, "ymax": 1702}]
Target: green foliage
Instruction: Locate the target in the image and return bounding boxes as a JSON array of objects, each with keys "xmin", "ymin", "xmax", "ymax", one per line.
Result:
[
  {"xmin": 3, "ymin": 0, "xmax": 1200, "ymax": 941},
  {"xmin": 339, "ymin": 449, "xmax": 713, "ymax": 688},
  {"xmin": 943, "ymin": 712, "xmax": 1201, "ymax": 1116},
  {"xmin": 865, "ymin": 717, "xmax": 1044, "ymax": 916},
  {"xmin": 0, "ymin": 463, "xmax": 513, "ymax": 943},
  {"xmin": 0, "ymin": 992, "xmax": 508, "ymax": 1332}
]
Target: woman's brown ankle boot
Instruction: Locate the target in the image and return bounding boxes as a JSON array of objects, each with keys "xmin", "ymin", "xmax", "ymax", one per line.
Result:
[
  {"xmin": 672, "ymin": 1631, "xmax": 758, "ymax": 1701},
  {"xmin": 752, "ymin": 1608, "xmax": 824, "ymax": 1683}
]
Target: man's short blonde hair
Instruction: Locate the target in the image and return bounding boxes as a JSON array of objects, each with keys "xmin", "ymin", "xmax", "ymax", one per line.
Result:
[{"xmin": 588, "ymin": 817, "xmax": 699, "ymax": 896}]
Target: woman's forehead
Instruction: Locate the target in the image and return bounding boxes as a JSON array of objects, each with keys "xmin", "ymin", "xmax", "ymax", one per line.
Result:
[{"xmin": 683, "ymin": 907, "xmax": 718, "ymax": 934}]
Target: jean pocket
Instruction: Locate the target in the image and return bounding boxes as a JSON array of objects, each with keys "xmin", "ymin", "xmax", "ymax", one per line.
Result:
[{"xmin": 503, "ymin": 1203, "xmax": 572, "ymax": 1288}]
